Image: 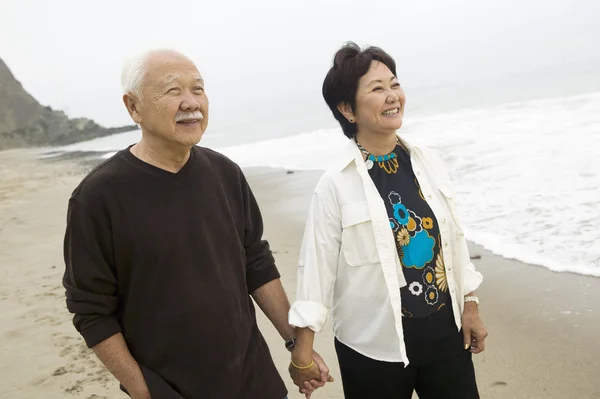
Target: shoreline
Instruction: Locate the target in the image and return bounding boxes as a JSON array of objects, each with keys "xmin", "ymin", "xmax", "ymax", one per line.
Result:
[
  {"xmin": 1, "ymin": 150, "xmax": 599, "ymax": 398},
  {"xmin": 13, "ymin": 146, "xmax": 600, "ymax": 280}
]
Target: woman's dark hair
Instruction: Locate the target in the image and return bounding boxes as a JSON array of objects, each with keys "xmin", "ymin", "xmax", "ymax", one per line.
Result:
[{"xmin": 322, "ymin": 42, "xmax": 397, "ymax": 139}]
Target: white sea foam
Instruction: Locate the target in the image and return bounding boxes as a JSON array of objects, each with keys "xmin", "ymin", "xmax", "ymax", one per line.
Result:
[
  {"xmin": 220, "ymin": 91, "xmax": 600, "ymax": 277},
  {"xmin": 46, "ymin": 91, "xmax": 600, "ymax": 276}
]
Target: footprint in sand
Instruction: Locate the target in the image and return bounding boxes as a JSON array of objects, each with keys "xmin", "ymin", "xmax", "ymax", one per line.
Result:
[
  {"xmin": 34, "ymin": 315, "xmax": 62, "ymax": 326},
  {"xmin": 50, "ymin": 332, "xmax": 116, "ymax": 391},
  {"xmin": 19, "ymin": 308, "xmax": 44, "ymax": 320},
  {"xmin": 75, "ymin": 342, "xmax": 93, "ymax": 359},
  {"xmin": 64, "ymin": 382, "xmax": 83, "ymax": 394},
  {"xmin": 4, "ymin": 329, "xmax": 22, "ymax": 339},
  {"xmin": 55, "ymin": 336, "xmax": 79, "ymax": 358},
  {"xmin": 59, "ymin": 345, "xmax": 74, "ymax": 358},
  {"xmin": 53, "ymin": 367, "xmax": 68, "ymax": 376}
]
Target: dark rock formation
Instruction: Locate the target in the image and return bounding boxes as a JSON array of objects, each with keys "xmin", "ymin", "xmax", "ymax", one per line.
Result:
[{"xmin": 0, "ymin": 58, "xmax": 137, "ymax": 150}]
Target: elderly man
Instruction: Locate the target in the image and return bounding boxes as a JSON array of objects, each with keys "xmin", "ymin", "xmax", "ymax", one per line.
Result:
[{"xmin": 62, "ymin": 49, "xmax": 328, "ymax": 399}]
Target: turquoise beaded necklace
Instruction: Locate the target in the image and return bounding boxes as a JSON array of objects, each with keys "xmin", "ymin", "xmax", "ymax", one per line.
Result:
[{"xmin": 355, "ymin": 137, "xmax": 401, "ymax": 174}]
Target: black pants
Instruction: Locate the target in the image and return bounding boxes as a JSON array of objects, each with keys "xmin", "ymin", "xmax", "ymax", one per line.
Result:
[{"xmin": 334, "ymin": 307, "xmax": 479, "ymax": 399}]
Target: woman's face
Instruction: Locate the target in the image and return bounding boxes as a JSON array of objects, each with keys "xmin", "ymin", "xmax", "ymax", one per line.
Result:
[{"xmin": 348, "ymin": 61, "xmax": 406, "ymax": 136}]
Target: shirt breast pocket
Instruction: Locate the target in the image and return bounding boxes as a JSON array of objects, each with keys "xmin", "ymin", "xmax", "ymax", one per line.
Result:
[{"xmin": 341, "ymin": 202, "xmax": 380, "ymax": 266}]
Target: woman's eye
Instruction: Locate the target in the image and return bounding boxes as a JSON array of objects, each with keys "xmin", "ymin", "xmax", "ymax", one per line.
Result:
[
  {"xmin": 392, "ymin": 83, "xmax": 401, "ymax": 88},
  {"xmin": 373, "ymin": 87, "xmax": 383, "ymax": 92}
]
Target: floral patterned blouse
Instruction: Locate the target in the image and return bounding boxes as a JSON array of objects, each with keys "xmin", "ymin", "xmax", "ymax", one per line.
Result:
[{"xmin": 361, "ymin": 142, "xmax": 450, "ymax": 318}]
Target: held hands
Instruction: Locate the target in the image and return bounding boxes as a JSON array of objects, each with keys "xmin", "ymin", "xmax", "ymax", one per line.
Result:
[
  {"xmin": 289, "ymin": 350, "xmax": 333, "ymax": 398},
  {"xmin": 462, "ymin": 302, "xmax": 488, "ymax": 354}
]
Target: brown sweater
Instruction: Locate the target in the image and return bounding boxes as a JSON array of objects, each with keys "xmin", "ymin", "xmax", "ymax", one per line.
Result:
[{"xmin": 62, "ymin": 145, "xmax": 287, "ymax": 399}]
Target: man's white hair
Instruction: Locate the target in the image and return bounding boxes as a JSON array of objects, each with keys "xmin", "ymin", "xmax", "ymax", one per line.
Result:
[{"xmin": 120, "ymin": 48, "xmax": 186, "ymax": 98}]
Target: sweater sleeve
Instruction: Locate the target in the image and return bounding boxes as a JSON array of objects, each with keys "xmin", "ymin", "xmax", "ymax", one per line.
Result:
[
  {"xmin": 62, "ymin": 197, "xmax": 121, "ymax": 348},
  {"xmin": 239, "ymin": 172, "xmax": 281, "ymax": 294}
]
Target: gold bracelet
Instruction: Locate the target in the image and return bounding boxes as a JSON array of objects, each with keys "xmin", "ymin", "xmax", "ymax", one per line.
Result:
[{"xmin": 291, "ymin": 359, "xmax": 315, "ymax": 370}]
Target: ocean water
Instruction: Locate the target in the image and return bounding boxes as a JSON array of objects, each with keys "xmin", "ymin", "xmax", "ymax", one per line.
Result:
[
  {"xmin": 220, "ymin": 91, "xmax": 600, "ymax": 277},
  {"xmin": 43, "ymin": 77, "xmax": 600, "ymax": 277}
]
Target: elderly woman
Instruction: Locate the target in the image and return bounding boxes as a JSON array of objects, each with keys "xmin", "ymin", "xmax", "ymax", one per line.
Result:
[{"xmin": 287, "ymin": 43, "xmax": 488, "ymax": 398}]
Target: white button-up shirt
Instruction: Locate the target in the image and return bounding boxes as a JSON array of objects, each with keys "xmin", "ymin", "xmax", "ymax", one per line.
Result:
[{"xmin": 288, "ymin": 135, "xmax": 483, "ymax": 365}]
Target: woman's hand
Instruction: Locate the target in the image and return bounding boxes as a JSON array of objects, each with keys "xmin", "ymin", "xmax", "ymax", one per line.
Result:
[
  {"xmin": 462, "ymin": 302, "xmax": 488, "ymax": 354},
  {"xmin": 289, "ymin": 350, "xmax": 333, "ymax": 398}
]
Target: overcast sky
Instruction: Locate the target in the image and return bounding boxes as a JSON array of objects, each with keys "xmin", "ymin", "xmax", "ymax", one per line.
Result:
[{"xmin": 1, "ymin": 0, "xmax": 599, "ymax": 127}]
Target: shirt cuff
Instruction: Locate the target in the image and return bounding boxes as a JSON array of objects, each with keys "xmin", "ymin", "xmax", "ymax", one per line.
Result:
[
  {"xmin": 463, "ymin": 266, "xmax": 483, "ymax": 295},
  {"xmin": 289, "ymin": 300, "xmax": 329, "ymax": 332},
  {"xmin": 80, "ymin": 316, "xmax": 122, "ymax": 348}
]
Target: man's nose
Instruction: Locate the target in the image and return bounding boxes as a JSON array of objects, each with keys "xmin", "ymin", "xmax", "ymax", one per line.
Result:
[{"xmin": 180, "ymin": 90, "xmax": 201, "ymax": 111}]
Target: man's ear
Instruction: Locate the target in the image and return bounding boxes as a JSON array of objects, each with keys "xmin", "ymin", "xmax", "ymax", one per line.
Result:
[
  {"xmin": 123, "ymin": 94, "xmax": 142, "ymax": 124},
  {"xmin": 337, "ymin": 102, "xmax": 355, "ymax": 123}
]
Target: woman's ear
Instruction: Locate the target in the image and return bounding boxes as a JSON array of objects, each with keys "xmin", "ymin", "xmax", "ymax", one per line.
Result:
[{"xmin": 337, "ymin": 102, "xmax": 356, "ymax": 123}]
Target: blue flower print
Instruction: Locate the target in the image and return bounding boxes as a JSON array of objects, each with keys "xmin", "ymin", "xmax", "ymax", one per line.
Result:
[
  {"xmin": 393, "ymin": 203, "xmax": 409, "ymax": 225},
  {"xmin": 401, "ymin": 230, "xmax": 435, "ymax": 269}
]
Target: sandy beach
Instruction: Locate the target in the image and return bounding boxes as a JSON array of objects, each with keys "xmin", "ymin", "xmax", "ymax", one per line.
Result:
[{"xmin": 1, "ymin": 149, "xmax": 599, "ymax": 399}]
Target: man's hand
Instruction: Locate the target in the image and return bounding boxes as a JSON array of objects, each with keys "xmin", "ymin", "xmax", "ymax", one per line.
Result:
[
  {"xmin": 289, "ymin": 350, "xmax": 333, "ymax": 398},
  {"xmin": 462, "ymin": 302, "xmax": 488, "ymax": 354}
]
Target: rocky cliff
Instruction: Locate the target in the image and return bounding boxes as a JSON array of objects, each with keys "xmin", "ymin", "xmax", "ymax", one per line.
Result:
[{"xmin": 0, "ymin": 58, "xmax": 137, "ymax": 150}]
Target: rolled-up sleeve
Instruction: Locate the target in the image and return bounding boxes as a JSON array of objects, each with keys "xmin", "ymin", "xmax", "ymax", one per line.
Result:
[
  {"xmin": 289, "ymin": 175, "xmax": 341, "ymax": 333},
  {"xmin": 63, "ymin": 197, "xmax": 121, "ymax": 348},
  {"xmin": 459, "ymin": 237, "xmax": 483, "ymax": 294},
  {"xmin": 240, "ymin": 172, "xmax": 281, "ymax": 294}
]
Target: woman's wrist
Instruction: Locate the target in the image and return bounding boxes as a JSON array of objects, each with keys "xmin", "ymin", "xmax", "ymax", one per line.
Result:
[
  {"xmin": 291, "ymin": 347, "xmax": 313, "ymax": 365},
  {"xmin": 291, "ymin": 327, "xmax": 315, "ymax": 365},
  {"xmin": 464, "ymin": 301, "xmax": 479, "ymax": 313}
]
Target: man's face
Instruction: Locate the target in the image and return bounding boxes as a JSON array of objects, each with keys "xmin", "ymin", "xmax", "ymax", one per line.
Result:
[{"xmin": 126, "ymin": 52, "xmax": 209, "ymax": 148}]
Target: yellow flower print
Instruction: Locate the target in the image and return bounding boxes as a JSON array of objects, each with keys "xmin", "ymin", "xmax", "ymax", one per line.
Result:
[
  {"xmin": 397, "ymin": 246, "xmax": 404, "ymax": 259},
  {"xmin": 425, "ymin": 286, "xmax": 439, "ymax": 305},
  {"xmin": 422, "ymin": 266, "xmax": 435, "ymax": 285},
  {"xmin": 407, "ymin": 217, "xmax": 417, "ymax": 231},
  {"xmin": 397, "ymin": 228, "xmax": 410, "ymax": 246},
  {"xmin": 423, "ymin": 217, "xmax": 433, "ymax": 230},
  {"xmin": 435, "ymin": 253, "xmax": 448, "ymax": 293}
]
